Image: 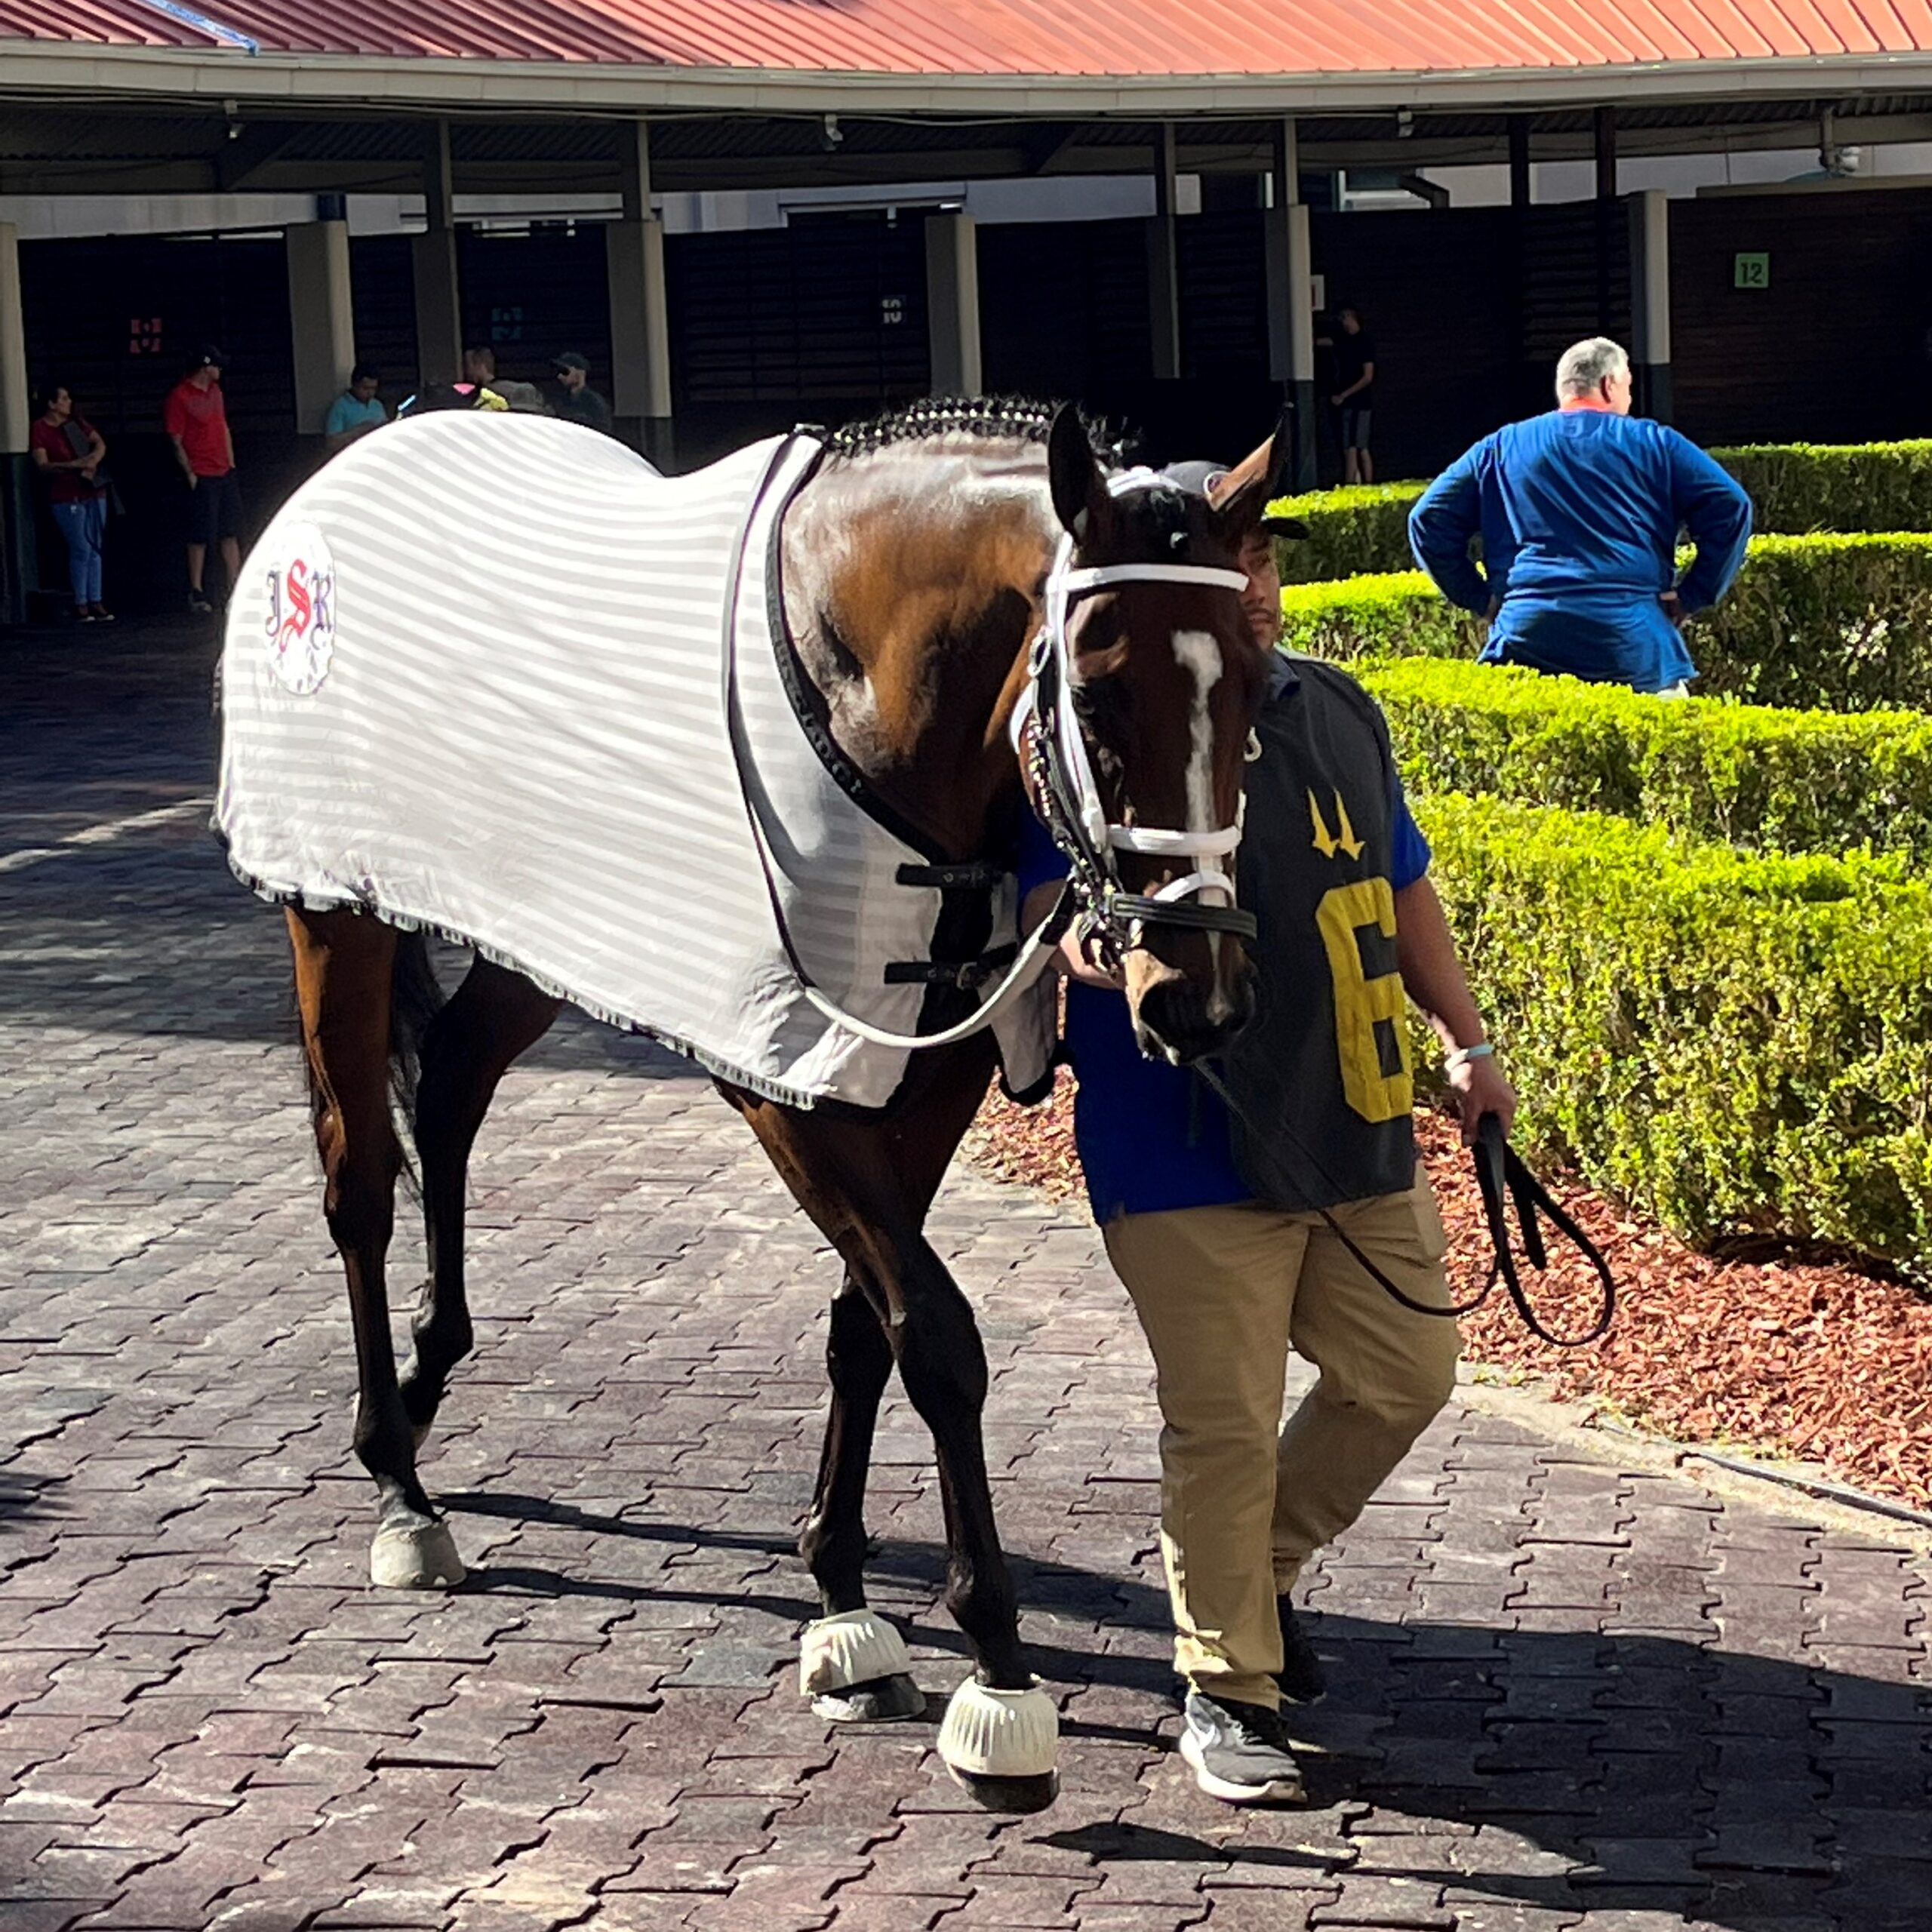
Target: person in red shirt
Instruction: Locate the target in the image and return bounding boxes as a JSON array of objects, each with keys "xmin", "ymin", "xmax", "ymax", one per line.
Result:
[
  {"xmin": 163, "ymin": 345, "xmax": 243, "ymax": 616},
  {"xmin": 29, "ymin": 381, "xmax": 112, "ymax": 623}
]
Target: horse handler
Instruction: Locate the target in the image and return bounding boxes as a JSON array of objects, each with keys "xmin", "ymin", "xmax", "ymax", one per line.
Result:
[{"xmin": 1020, "ymin": 454, "xmax": 1515, "ymax": 1807}]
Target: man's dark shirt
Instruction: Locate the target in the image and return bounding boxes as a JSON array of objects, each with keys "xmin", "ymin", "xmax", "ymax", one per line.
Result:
[
  {"xmin": 1335, "ymin": 330, "xmax": 1376, "ymax": 402},
  {"xmin": 556, "ymin": 386, "xmax": 614, "ymax": 435}
]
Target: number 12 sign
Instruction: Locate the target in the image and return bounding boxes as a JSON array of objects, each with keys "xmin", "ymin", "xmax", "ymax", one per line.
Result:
[{"xmin": 1734, "ymin": 252, "xmax": 1771, "ymax": 290}]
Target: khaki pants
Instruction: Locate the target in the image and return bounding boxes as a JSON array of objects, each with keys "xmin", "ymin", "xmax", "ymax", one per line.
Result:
[{"xmin": 1103, "ymin": 1173, "xmax": 1460, "ymax": 1710}]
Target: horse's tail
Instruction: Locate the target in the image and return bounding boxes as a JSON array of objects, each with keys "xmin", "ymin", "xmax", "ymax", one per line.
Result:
[{"xmin": 388, "ymin": 929, "xmax": 447, "ymax": 1178}]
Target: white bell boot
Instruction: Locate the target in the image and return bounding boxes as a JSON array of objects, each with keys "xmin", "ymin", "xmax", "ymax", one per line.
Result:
[
  {"xmin": 369, "ymin": 1516, "xmax": 464, "ymax": 1590},
  {"xmin": 798, "ymin": 1608, "xmax": 912, "ymax": 1695},
  {"xmin": 937, "ymin": 1678, "xmax": 1060, "ymax": 1812},
  {"xmin": 798, "ymin": 1609, "xmax": 924, "ymax": 1721}
]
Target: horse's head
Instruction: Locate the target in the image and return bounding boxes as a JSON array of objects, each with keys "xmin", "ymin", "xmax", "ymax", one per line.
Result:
[{"xmin": 1029, "ymin": 408, "xmax": 1293, "ymax": 1066}]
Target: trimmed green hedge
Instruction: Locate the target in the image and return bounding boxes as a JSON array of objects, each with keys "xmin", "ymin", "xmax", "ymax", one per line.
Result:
[
  {"xmin": 1272, "ymin": 482, "xmax": 1425, "ymax": 582},
  {"xmin": 1362, "ymin": 657, "xmax": 1932, "ymax": 863},
  {"xmin": 1280, "ymin": 534, "xmax": 1932, "ymax": 713},
  {"xmin": 1715, "ymin": 440, "xmax": 1932, "ymax": 536},
  {"xmin": 1280, "ymin": 568, "xmax": 1460, "ymax": 654},
  {"xmin": 1269, "ymin": 440, "xmax": 1932, "ymax": 580},
  {"xmin": 1418, "ymin": 792, "xmax": 1932, "ymax": 1276}
]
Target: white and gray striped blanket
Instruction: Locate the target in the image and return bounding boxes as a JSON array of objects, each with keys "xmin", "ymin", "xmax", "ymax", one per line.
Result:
[{"xmin": 215, "ymin": 411, "xmax": 1052, "ymax": 1109}]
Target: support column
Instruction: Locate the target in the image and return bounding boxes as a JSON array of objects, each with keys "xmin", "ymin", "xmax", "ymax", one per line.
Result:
[
  {"xmin": 1146, "ymin": 122, "xmax": 1180, "ymax": 381},
  {"xmin": 1507, "ymin": 115, "xmax": 1532, "ymax": 214},
  {"xmin": 1628, "ymin": 189, "xmax": 1672, "ymax": 423},
  {"xmin": 286, "ymin": 220, "xmax": 355, "ymax": 435},
  {"xmin": 1509, "ymin": 116, "xmax": 1537, "ymax": 414},
  {"xmin": 0, "ymin": 223, "xmax": 33, "ymax": 625},
  {"xmin": 924, "ymin": 211, "xmax": 981, "ymax": 398},
  {"xmin": 608, "ymin": 120, "xmax": 674, "ymax": 466},
  {"xmin": 1263, "ymin": 119, "xmax": 1317, "ymax": 491},
  {"xmin": 1593, "ymin": 106, "xmax": 1619, "ymax": 338},
  {"xmin": 411, "ymin": 120, "xmax": 461, "ymax": 388}
]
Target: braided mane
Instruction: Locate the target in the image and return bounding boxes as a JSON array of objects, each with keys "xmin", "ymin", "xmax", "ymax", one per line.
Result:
[{"xmin": 825, "ymin": 395, "xmax": 1131, "ymax": 466}]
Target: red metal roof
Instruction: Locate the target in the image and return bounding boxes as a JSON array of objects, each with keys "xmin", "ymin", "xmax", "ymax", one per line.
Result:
[{"xmin": 5, "ymin": 0, "xmax": 1932, "ymax": 75}]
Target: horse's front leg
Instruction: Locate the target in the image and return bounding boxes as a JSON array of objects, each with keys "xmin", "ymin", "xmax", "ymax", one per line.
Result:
[
  {"xmin": 796, "ymin": 1269, "xmax": 924, "ymax": 1722},
  {"xmin": 724, "ymin": 1061, "xmax": 1057, "ymax": 1810},
  {"xmin": 401, "ymin": 956, "xmax": 560, "ymax": 1444},
  {"xmin": 288, "ymin": 909, "xmax": 462, "ymax": 1591},
  {"xmin": 882, "ymin": 1232, "xmax": 1058, "ymax": 1811}
]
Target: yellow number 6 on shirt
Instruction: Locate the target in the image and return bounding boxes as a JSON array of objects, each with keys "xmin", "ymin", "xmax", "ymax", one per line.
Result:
[{"xmin": 1315, "ymin": 878, "xmax": 1413, "ymax": 1124}]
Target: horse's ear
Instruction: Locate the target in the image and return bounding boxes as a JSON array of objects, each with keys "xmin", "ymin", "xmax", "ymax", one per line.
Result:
[
  {"xmin": 1047, "ymin": 405, "xmax": 1106, "ymax": 542},
  {"xmin": 1263, "ymin": 402, "xmax": 1297, "ymax": 498},
  {"xmin": 1209, "ymin": 405, "xmax": 1300, "ymax": 538}
]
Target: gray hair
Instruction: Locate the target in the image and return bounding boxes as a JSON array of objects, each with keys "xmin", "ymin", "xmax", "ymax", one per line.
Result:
[{"xmin": 1555, "ymin": 337, "xmax": 1630, "ymax": 400}]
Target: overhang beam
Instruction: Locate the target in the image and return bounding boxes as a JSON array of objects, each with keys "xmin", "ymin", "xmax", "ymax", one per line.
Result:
[{"xmin": 7, "ymin": 42, "xmax": 1932, "ymax": 120}]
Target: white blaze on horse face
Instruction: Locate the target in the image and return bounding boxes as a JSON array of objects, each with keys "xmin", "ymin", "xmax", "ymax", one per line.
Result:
[
  {"xmin": 1171, "ymin": 630, "xmax": 1223, "ymax": 835},
  {"xmin": 1171, "ymin": 627, "xmax": 1237, "ymax": 1012}
]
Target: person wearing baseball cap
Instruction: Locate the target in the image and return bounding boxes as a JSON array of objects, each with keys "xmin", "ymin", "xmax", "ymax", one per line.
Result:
[
  {"xmin": 163, "ymin": 345, "xmax": 243, "ymax": 617},
  {"xmin": 551, "ymin": 350, "xmax": 613, "ymax": 435},
  {"xmin": 1017, "ymin": 436, "xmax": 1512, "ymax": 1807}
]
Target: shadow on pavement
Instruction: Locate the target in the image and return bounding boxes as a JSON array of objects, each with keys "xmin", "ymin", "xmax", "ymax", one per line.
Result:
[{"xmin": 435, "ymin": 1484, "xmax": 1927, "ymax": 1926}]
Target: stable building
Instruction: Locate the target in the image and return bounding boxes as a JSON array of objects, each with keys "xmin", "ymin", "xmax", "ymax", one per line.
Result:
[{"xmin": 5, "ymin": 2, "xmax": 1932, "ymax": 616}]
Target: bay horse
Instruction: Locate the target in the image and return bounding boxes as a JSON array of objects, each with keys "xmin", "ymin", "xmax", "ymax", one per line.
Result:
[{"xmin": 275, "ymin": 400, "xmax": 1290, "ymax": 1810}]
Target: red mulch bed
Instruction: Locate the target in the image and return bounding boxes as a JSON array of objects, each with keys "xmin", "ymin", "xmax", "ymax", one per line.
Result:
[{"xmin": 964, "ymin": 1075, "xmax": 1932, "ymax": 1512}]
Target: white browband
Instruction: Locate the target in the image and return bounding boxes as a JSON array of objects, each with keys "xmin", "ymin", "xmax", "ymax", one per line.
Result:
[{"xmin": 1058, "ymin": 563, "xmax": 1251, "ymax": 598}]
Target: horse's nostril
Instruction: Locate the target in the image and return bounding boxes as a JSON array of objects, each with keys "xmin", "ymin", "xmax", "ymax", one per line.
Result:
[{"xmin": 1136, "ymin": 975, "xmax": 1248, "ymax": 1066}]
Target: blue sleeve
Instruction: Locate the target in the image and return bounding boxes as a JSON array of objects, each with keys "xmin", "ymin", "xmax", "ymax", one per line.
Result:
[
  {"xmin": 323, "ymin": 395, "xmax": 351, "ymax": 436},
  {"xmin": 1667, "ymin": 431, "xmax": 1753, "ymax": 614},
  {"xmin": 1408, "ymin": 445, "xmax": 1493, "ymax": 614},
  {"xmin": 1017, "ymin": 810, "xmax": 1069, "ymax": 901},
  {"xmin": 1389, "ymin": 766, "xmax": 1430, "ymax": 891}
]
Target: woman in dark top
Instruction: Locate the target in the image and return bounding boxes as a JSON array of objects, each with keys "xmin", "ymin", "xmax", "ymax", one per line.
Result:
[{"xmin": 29, "ymin": 383, "xmax": 112, "ymax": 623}]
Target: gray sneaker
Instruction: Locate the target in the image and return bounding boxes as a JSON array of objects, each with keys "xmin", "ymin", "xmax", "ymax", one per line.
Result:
[{"xmin": 1178, "ymin": 1690, "xmax": 1306, "ymax": 1805}]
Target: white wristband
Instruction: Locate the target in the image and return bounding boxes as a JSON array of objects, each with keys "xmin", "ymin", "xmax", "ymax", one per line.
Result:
[{"xmin": 1445, "ymin": 1042, "xmax": 1494, "ymax": 1070}]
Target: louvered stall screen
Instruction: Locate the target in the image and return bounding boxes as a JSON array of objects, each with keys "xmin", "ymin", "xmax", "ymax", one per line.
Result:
[
  {"xmin": 346, "ymin": 236, "xmax": 417, "ymax": 403},
  {"xmin": 1179, "ymin": 209, "xmax": 1269, "ymax": 381},
  {"xmin": 457, "ymin": 224, "xmax": 614, "ymax": 395},
  {"xmin": 17, "ymin": 232, "xmax": 299, "ymax": 616},
  {"xmin": 667, "ymin": 216, "xmax": 930, "ymax": 467},
  {"xmin": 21, "ymin": 232, "xmax": 294, "ymax": 443},
  {"xmin": 980, "ymin": 217, "xmax": 1154, "ymax": 408},
  {"xmin": 1670, "ymin": 189, "xmax": 1932, "ymax": 448},
  {"xmin": 1309, "ymin": 206, "xmax": 1531, "ymax": 481},
  {"xmin": 1518, "ymin": 202, "xmax": 1632, "ymax": 371}
]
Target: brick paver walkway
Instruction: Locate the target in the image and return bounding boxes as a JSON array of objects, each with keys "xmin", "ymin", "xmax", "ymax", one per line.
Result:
[{"xmin": 3, "ymin": 625, "xmax": 1928, "ymax": 1932}]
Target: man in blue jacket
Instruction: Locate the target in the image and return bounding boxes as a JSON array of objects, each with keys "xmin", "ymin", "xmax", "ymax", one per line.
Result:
[{"xmin": 1407, "ymin": 337, "xmax": 1752, "ymax": 694}]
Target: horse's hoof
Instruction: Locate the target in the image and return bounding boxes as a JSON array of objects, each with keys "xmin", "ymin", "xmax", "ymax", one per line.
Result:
[
  {"xmin": 799, "ymin": 1609, "xmax": 913, "ymax": 1700},
  {"xmin": 370, "ymin": 1518, "xmax": 464, "ymax": 1590},
  {"xmin": 948, "ymin": 1767, "xmax": 1060, "ymax": 1814},
  {"xmin": 937, "ymin": 1679, "xmax": 1058, "ymax": 1812},
  {"xmin": 813, "ymin": 1673, "xmax": 924, "ymax": 1724}
]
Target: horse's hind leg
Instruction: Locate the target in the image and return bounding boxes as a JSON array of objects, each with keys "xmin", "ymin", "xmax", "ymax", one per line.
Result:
[
  {"xmin": 287, "ymin": 907, "xmax": 461, "ymax": 1591},
  {"xmin": 401, "ymin": 957, "xmax": 559, "ymax": 1444}
]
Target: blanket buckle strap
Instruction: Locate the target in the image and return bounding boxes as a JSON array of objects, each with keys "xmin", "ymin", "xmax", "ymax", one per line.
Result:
[
  {"xmin": 883, "ymin": 944, "xmax": 1020, "ymax": 992},
  {"xmin": 894, "ymin": 861, "xmax": 1007, "ymax": 893}
]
